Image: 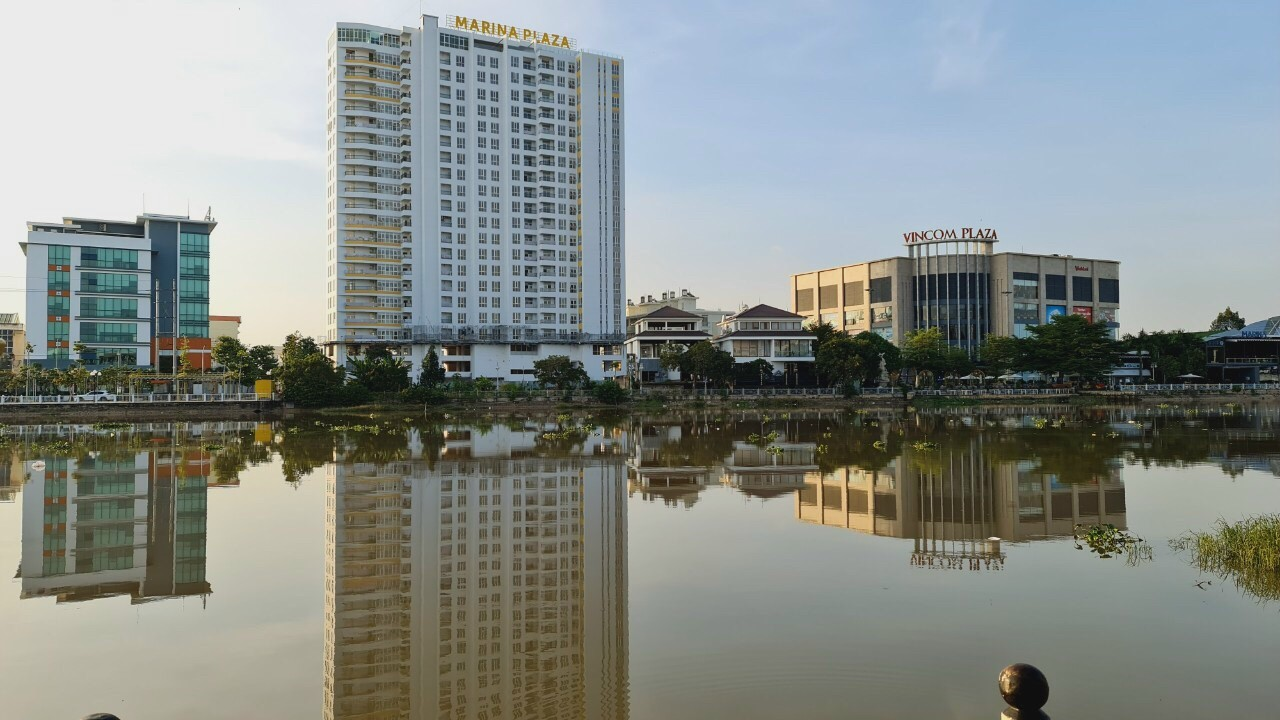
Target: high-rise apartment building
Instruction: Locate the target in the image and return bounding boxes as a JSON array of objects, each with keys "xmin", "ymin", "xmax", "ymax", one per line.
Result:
[
  {"xmin": 324, "ymin": 425, "xmax": 628, "ymax": 719},
  {"xmin": 21, "ymin": 213, "xmax": 216, "ymax": 370},
  {"xmin": 326, "ymin": 14, "xmax": 625, "ymax": 380}
]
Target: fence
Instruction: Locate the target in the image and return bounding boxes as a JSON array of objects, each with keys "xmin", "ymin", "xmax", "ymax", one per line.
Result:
[
  {"xmin": 1112, "ymin": 383, "xmax": 1278, "ymax": 393},
  {"xmin": 914, "ymin": 388, "xmax": 1074, "ymax": 397},
  {"xmin": 0, "ymin": 393, "xmax": 267, "ymax": 406}
]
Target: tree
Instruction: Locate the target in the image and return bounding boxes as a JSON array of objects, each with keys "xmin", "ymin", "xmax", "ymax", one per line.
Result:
[
  {"xmin": 850, "ymin": 331, "xmax": 901, "ymax": 384},
  {"xmin": 533, "ymin": 355, "xmax": 589, "ymax": 391},
  {"xmin": 901, "ymin": 327, "xmax": 951, "ymax": 383},
  {"xmin": 591, "ymin": 379, "xmax": 628, "ymax": 405},
  {"xmin": 658, "ymin": 343, "xmax": 687, "ymax": 375},
  {"xmin": 278, "ymin": 332, "xmax": 347, "ymax": 407},
  {"xmin": 1120, "ymin": 329, "xmax": 1206, "ymax": 383},
  {"xmin": 247, "ymin": 345, "xmax": 279, "ymax": 383},
  {"xmin": 816, "ymin": 334, "xmax": 864, "ymax": 388},
  {"xmin": 978, "ymin": 335, "xmax": 1026, "ymax": 376},
  {"xmin": 1024, "ymin": 314, "xmax": 1117, "ymax": 381},
  {"xmin": 349, "ymin": 345, "xmax": 411, "ymax": 392},
  {"xmin": 1209, "ymin": 307, "xmax": 1245, "ymax": 332},
  {"xmin": 418, "ymin": 347, "xmax": 447, "ymax": 388},
  {"xmin": 213, "ymin": 337, "xmax": 252, "ymax": 384},
  {"xmin": 680, "ymin": 341, "xmax": 735, "ymax": 389}
]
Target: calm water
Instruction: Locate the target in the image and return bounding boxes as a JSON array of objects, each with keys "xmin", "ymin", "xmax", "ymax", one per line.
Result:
[{"xmin": 1, "ymin": 405, "xmax": 1278, "ymax": 719}]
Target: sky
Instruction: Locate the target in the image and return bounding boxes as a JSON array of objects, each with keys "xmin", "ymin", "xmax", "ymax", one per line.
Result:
[{"xmin": 0, "ymin": 0, "xmax": 1276, "ymax": 346}]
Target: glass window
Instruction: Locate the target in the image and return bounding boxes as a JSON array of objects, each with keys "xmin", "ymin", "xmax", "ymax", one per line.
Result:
[
  {"xmin": 179, "ymin": 255, "xmax": 209, "ymax": 278},
  {"xmin": 869, "ymin": 277, "xmax": 893, "ymax": 304},
  {"xmin": 1044, "ymin": 274, "xmax": 1067, "ymax": 300},
  {"xmin": 818, "ymin": 285, "xmax": 838, "ymax": 309},
  {"xmin": 180, "ymin": 279, "xmax": 209, "ymax": 300},
  {"xmin": 80, "ymin": 322, "xmax": 138, "ymax": 344},
  {"xmin": 844, "ymin": 309, "xmax": 865, "ymax": 326},
  {"xmin": 80, "ymin": 297, "xmax": 138, "ymax": 319},
  {"xmin": 81, "ymin": 247, "xmax": 139, "ymax": 270},
  {"xmin": 1098, "ymin": 278, "xmax": 1119, "ymax": 304},
  {"xmin": 81, "ymin": 272, "xmax": 138, "ymax": 295},
  {"xmin": 87, "ymin": 347, "xmax": 138, "ymax": 366},
  {"xmin": 179, "ymin": 232, "xmax": 209, "ymax": 255},
  {"xmin": 47, "ymin": 321, "xmax": 69, "ymax": 341},
  {"xmin": 1013, "ymin": 302, "xmax": 1039, "ymax": 338},
  {"xmin": 47, "ymin": 295, "xmax": 70, "ymax": 315},
  {"xmin": 1012, "ymin": 272, "xmax": 1039, "ymax": 300},
  {"xmin": 48, "ymin": 246, "xmax": 70, "ymax": 264},
  {"xmin": 48, "ymin": 270, "xmax": 70, "ymax": 291},
  {"xmin": 1072, "ymin": 276, "xmax": 1093, "ymax": 302}
]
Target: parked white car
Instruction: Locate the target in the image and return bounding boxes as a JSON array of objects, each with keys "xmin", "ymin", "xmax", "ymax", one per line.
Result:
[{"xmin": 75, "ymin": 390, "xmax": 118, "ymax": 402}]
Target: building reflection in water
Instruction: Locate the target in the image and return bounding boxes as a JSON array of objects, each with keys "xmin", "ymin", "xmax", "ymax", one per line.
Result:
[
  {"xmin": 627, "ymin": 414, "xmax": 1129, "ymax": 571},
  {"xmin": 325, "ymin": 423, "xmax": 629, "ymax": 720},
  {"xmin": 16, "ymin": 440, "xmax": 219, "ymax": 604}
]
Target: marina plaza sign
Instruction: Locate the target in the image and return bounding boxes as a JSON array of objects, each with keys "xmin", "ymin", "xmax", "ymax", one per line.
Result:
[
  {"xmin": 447, "ymin": 16, "xmax": 576, "ymax": 49},
  {"xmin": 903, "ymin": 228, "xmax": 999, "ymax": 245}
]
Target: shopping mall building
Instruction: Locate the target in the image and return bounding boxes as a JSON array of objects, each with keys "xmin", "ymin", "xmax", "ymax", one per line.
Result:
[{"xmin": 790, "ymin": 229, "xmax": 1120, "ymax": 354}]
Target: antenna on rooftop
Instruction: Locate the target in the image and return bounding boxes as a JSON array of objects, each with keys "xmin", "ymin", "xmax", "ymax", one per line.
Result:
[{"xmin": 205, "ymin": 206, "xmax": 213, "ymax": 222}]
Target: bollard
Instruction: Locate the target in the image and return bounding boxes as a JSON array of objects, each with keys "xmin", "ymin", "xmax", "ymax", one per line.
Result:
[{"xmin": 998, "ymin": 663, "xmax": 1049, "ymax": 720}]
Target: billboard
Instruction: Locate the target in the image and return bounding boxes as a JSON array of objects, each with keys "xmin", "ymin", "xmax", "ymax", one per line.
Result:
[
  {"xmin": 1045, "ymin": 305, "xmax": 1067, "ymax": 322},
  {"xmin": 1098, "ymin": 308, "xmax": 1118, "ymax": 324},
  {"xmin": 1072, "ymin": 306, "xmax": 1094, "ymax": 322}
]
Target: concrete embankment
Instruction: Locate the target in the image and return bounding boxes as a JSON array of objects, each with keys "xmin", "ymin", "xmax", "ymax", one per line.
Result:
[{"xmin": 0, "ymin": 401, "xmax": 283, "ymax": 423}]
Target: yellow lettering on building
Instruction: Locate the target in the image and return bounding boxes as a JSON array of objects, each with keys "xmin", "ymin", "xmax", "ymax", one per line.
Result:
[{"xmin": 449, "ymin": 16, "xmax": 575, "ymax": 48}]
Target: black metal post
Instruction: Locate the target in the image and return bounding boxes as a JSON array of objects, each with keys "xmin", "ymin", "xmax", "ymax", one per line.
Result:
[{"xmin": 999, "ymin": 663, "xmax": 1050, "ymax": 719}]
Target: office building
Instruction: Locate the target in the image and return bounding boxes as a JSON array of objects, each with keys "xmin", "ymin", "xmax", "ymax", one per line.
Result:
[
  {"xmin": 0, "ymin": 312, "xmax": 25, "ymax": 367},
  {"xmin": 21, "ymin": 212, "xmax": 217, "ymax": 370},
  {"xmin": 324, "ymin": 424, "xmax": 628, "ymax": 719},
  {"xmin": 790, "ymin": 230, "xmax": 1120, "ymax": 353},
  {"xmin": 326, "ymin": 14, "xmax": 625, "ymax": 381},
  {"xmin": 19, "ymin": 446, "xmax": 213, "ymax": 603}
]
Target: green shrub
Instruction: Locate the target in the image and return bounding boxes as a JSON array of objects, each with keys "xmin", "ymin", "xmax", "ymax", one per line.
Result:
[{"xmin": 591, "ymin": 380, "xmax": 628, "ymax": 405}]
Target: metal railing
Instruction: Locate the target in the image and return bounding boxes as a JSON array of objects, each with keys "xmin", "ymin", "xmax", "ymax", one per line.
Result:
[
  {"xmin": 1110, "ymin": 383, "xmax": 1278, "ymax": 393},
  {"xmin": 0, "ymin": 393, "xmax": 268, "ymax": 406},
  {"xmin": 915, "ymin": 388, "xmax": 1075, "ymax": 397}
]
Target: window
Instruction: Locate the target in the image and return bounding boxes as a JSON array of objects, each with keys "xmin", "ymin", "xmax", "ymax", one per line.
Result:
[
  {"xmin": 818, "ymin": 285, "xmax": 838, "ymax": 309},
  {"xmin": 80, "ymin": 322, "xmax": 138, "ymax": 344},
  {"xmin": 869, "ymin": 277, "xmax": 893, "ymax": 304},
  {"xmin": 1013, "ymin": 302, "xmax": 1039, "ymax": 338},
  {"xmin": 1013, "ymin": 272, "xmax": 1039, "ymax": 300},
  {"xmin": 795, "ymin": 288, "xmax": 814, "ymax": 313},
  {"xmin": 80, "ymin": 297, "xmax": 138, "ymax": 319},
  {"xmin": 1098, "ymin": 278, "xmax": 1119, "ymax": 304},
  {"xmin": 844, "ymin": 309, "xmax": 864, "ymax": 326},
  {"xmin": 842, "ymin": 280, "xmax": 864, "ymax": 306},
  {"xmin": 81, "ymin": 247, "xmax": 139, "ymax": 270},
  {"xmin": 180, "ymin": 232, "xmax": 209, "ymax": 254},
  {"xmin": 180, "ymin": 255, "xmax": 209, "ymax": 278},
  {"xmin": 47, "ymin": 270, "xmax": 70, "ymax": 291},
  {"xmin": 1072, "ymin": 276, "xmax": 1093, "ymax": 302},
  {"xmin": 48, "ymin": 245, "xmax": 71, "ymax": 264},
  {"xmin": 80, "ymin": 272, "xmax": 138, "ymax": 295},
  {"xmin": 180, "ymin": 278, "xmax": 209, "ymax": 300},
  {"xmin": 47, "ymin": 295, "xmax": 70, "ymax": 315},
  {"xmin": 1044, "ymin": 274, "xmax": 1066, "ymax": 300}
]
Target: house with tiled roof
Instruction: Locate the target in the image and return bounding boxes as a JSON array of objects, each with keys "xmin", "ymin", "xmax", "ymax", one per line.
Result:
[
  {"xmin": 714, "ymin": 304, "xmax": 816, "ymax": 378},
  {"xmin": 624, "ymin": 305, "xmax": 710, "ymax": 383}
]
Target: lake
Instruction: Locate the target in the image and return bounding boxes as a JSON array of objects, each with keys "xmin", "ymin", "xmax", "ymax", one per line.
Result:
[{"xmin": 1, "ymin": 404, "xmax": 1277, "ymax": 719}]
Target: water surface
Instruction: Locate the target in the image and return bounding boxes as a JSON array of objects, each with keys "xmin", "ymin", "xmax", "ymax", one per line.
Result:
[{"xmin": 1, "ymin": 405, "xmax": 1277, "ymax": 719}]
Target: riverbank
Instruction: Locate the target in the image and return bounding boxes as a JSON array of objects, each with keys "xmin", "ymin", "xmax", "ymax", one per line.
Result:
[{"xmin": 0, "ymin": 400, "xmax": 282, "ymax": 423}]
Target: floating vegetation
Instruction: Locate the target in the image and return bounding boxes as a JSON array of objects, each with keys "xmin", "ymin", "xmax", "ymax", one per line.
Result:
[
  {"xmin": 1074, "ymin": 524, "xmax": 1151, "ymax": 564},
  {"xmin": 1033, "ymin": 418, "xmax": 1049, "ymax": 429},
  {"xmin": 765, "ymin": 445, "xmax": 784, "ymax": 457},
  {"xmin": 911, "ymin": 441, "xmax": 939, "ymax": 451},
  {"xmin": 815, "ymin": 444, "xmax": 828, "ymax": 454},
  {"xmin": 28, "ymin": 440, "xmax": 75, "ymax": 456},
  {"xmin": 1170, "ymin": 515, "xmax": 1280, "ymax": 603},
  {"xmin": 1105, "ymin": 431, "xmax": 1121, "ymax": 439},
  {"xmin": 91, "ymin": 422, "xmax": 131, "ymax": 431},
  {"xmin": 746, "ymin": 431, "xmax": 779, "ymax": 445},
  {"xmin": 201, "ymin": 443, "xmax": 225, "ymax": 452},
  {"xmin": 872, "ymin": 440, "xmax": 887, "ymax": 450}
]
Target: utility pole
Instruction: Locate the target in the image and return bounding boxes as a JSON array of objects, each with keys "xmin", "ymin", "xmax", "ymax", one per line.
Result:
[
  {"xmin": 172, "ymin": 280, "xmax": 179, "ymax": 391},
  {"xmin": 154, "ymin": 279, "xmax": 161, "ymax": 381}
]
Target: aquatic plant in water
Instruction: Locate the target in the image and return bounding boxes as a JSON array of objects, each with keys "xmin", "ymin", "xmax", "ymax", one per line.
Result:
[
  {"xmin": 911, "ymin": 441, "xmax": 939, "ymax": 451},
  {"xmin": 1073, "ymin": 524, "xmax": 1151, "ymax": 564},
  {"xmin": 1170, "ymin": 515, "xmax": 1280, "ymax": 603}
]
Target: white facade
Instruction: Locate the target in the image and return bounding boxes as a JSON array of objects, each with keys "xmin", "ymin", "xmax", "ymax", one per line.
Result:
[
  {"xmin": 324, "ymin": 424, "xmax": 628, "ymax": 719},
  {"xmin": 327, "ymin": 16, "xmax": 625, "ymax": 381},
  {"xmin": 22, "ymin": 224, "xmax": 154, "ymax": 368}
]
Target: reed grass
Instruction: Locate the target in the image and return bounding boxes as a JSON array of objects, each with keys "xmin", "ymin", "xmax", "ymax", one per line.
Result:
[{"xmin": 1171, "ymin": 515, "xmax": 1280, "ymax": 603}]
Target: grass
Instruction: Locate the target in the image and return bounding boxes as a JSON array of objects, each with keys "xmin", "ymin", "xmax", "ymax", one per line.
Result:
[{"xmin": 1170, "ymin": 515, "xmax": 1280, "ymax": 603}]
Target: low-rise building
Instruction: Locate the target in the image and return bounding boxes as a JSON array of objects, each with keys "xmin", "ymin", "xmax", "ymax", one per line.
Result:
[
  {"xmin": 715, "ymin": 304, "xmax": 816, "ymax": 383},
  {"xmin": 624, "ymin": 305, "xmax": 709, "ymax": 383},
  {"xmin": 209, "ymin": 315, "xmax": 241, "ymax": 343},
  {"xmin": 0, "ymin": 313, "xmax": 25, "ymax": 367},
  {"xmin": 626, "ymin": 289, "xmax": 731, "ymax": 337},
  {"xmin": 1205, "ymin": 315, "xmax": 1280, "ymax": 383}
]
